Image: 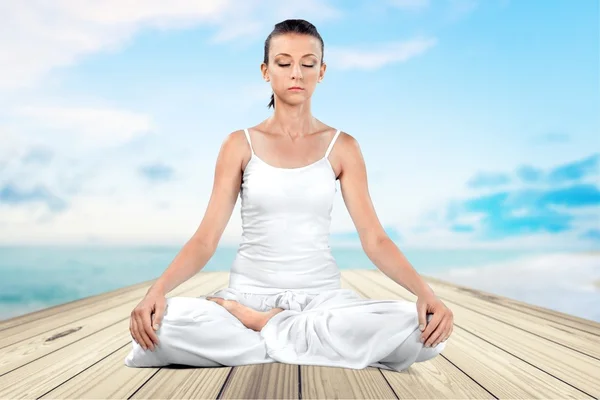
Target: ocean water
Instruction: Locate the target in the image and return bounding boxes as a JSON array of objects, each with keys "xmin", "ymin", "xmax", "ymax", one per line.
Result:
[{"xmin": 1, "ymin": 245, "xmax": 599, "ymax": 323}]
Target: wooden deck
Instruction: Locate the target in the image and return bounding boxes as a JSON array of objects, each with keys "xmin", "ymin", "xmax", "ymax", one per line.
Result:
[{"xmin": 0, "ymin": 269, "xmax": 599, "ymax": 399}]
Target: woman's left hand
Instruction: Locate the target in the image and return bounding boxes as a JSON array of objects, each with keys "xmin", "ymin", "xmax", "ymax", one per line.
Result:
[{"xmin": 416, "ymin": 293, "xmax": 454, "ymax": 347}]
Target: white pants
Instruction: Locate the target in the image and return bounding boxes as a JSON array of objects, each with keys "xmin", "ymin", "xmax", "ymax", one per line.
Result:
[{"xmin": 124, "ymin": 288, "xmax": 446, "ymax": 372}]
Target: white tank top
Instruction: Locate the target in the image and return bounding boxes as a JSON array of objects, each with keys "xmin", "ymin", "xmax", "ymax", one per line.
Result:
[{"xmin": 228, "ymin": 128, "xmax": 343, "ymax": 294}]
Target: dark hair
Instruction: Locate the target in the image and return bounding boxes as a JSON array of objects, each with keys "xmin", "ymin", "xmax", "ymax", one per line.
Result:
[{"xmin": 263, "ymin": 19, "xmax": 325, "ymax": 109}]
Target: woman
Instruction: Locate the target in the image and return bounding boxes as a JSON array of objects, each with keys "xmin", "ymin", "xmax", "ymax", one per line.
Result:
[{"xmin": 125, "ymin": 19, "xmax": 453, "ymax": 371}]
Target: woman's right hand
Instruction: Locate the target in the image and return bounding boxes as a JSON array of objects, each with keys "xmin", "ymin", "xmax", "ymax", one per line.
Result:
[{"xmin": 129, "ymin": 289, "xmax": 166, "ymax": 351}]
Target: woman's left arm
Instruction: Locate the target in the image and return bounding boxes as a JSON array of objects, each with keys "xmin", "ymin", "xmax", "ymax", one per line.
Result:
[{"xmin": 337, "ymin": 132, "xmax": 454, "ymax": 348}]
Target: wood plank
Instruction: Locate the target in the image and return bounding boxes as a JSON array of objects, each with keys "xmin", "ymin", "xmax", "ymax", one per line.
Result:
[
  {"xmin": 130, "ymin": 363, "xmax": 232, "ymax": 400},
  {"xmin": 40, "ymin": 345, "xmax": 231, "ymax": 400},
  {"xmin": 0, "ymin": 273, "xmax": 229, "ymax": 399},
  {"xmin": 40, "ymin": 345, "xmax": 165, "ymax": 399},
  {"xmin": 344, "ymin": 270, "xmax": 595, "ymax": 399},
  {"xmin": 0, "ymin": 277, "xmax": 156, "ymax": 331},
  {"xmin": 418, "ymin": 276, "xmax": 600, "ymax": 358},
  {"xmin": 423, "ymin": 274, "xmax": 600, "ymax": 336},
  {"xmin": 300, "ymin": 365, "xmax": 400, "ymax": 400},
  {"xmin": 218, "ymin": 363, "xmax": 298, "ymax": 400},
  {"xmin": 378, "ymin": 354, "xmax": 496, "ymax": 400}
]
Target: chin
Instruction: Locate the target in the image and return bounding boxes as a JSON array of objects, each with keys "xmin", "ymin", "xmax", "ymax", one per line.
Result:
[{"xmin": 290, "ymin": 93, "xmax": 313, "ymax": 101}]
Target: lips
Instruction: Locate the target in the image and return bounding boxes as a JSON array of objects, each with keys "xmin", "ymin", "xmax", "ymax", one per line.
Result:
[{"xmin": 288, "ymin": 87, "xmax": 304, "ymax": 90}]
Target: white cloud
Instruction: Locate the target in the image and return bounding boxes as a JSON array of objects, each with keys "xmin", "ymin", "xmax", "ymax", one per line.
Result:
[
  {"xmin": 0, "ymin": 127, "xmax": 25, "ymax": 161},
  {"xmin": 0, "ymin": 0, "xmax": 231, "ymax": 90},
  {"xmin": 0, "ymin": 0, "xmax": 343, "ymax": 90},
  {"xmin": 431, "ymin": 252, "xmax": 600, "ymax": 322},
  {"xmin": 208, "ymin": 0, "xmax": 342, "ymax": 44},
  {"xmin": 326, "ymin": 37, "xmax": 438, "ymax": 70},
  {"xmin": 15, "ymin": 105, "xmax": 156, "ymax": 149}
]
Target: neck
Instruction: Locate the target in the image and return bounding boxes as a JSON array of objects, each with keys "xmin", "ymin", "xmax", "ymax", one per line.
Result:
[{"xmin": 265, "ymin": 99, "xmax": 318, "ymax": 139}]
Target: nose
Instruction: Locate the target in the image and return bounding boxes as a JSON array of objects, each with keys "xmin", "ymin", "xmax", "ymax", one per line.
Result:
[{"xmin": 290, "ymin": 64, "xmax": 303, "ymax": 80}]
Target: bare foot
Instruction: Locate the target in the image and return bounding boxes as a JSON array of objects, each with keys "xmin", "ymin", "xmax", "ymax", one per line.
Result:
[{"xmin": 206, "ymin": 297, "xmax": 284, "ymax": 331}]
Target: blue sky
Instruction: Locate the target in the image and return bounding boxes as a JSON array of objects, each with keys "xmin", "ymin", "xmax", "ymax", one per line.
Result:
[{"xmin": 0, "ymin": 0, "xmax": 598, "ymax": 250}]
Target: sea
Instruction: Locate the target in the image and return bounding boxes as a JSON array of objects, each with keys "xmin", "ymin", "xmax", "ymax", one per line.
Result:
[{"xmin": 1, "ymin": 245, "xmax": 599, "ymax": 323}]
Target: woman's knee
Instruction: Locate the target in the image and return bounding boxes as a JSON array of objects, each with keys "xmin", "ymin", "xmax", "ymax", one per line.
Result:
[
  {"xmin": 415, "ymin": 337, "xmax": 446, "ymax": 362},
  {"xmin": 414, "ymin": 313, "xmax": 447, "ymax": 362}
]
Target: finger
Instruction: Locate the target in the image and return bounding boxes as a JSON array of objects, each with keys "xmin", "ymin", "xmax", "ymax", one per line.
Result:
[
  {"xmin": 152, "ymin": 302, "xmax": 166, "ymax": 332},
  {"xmin": 129, "ymin": 316, "xmax": 135, "ymax": 342},
  {"xmin": 424, "ymin": 319, "xmax": 444, "ymax": 347},
  {"xmin": 426, "ymin": 320, "xmax": 447, "ymax": 347},
  {"xmin": 135, "ymin": 314, "xmax": 154, "ymax": 350},
  {"xmin": 445, "ymin": 322, "xmax": 454, "ymax": 341},
  {"xmin": 131, "ymin": 316, "xmax": 142, "ymax": 348},
  {"xmin": 420, "ymin": 313, "xmax": 441, "ymax": 343},
  {"xmin": 150, "ymin": 313, "xmax": 160, "ymax": 345},
  {"xmin": 442, "ymin": 319, "xmax": 454, "ymax": 343},
  {"xmin": 141, "ymin": 310, "xmax": 160, "ymax": 348},
  {"xmin": 133, "ymin": 315, "xmax": 149, "ymax": 350},
  {"xmin": 417, "ymin": 303, "xmax": 428, "ymax": 332}
]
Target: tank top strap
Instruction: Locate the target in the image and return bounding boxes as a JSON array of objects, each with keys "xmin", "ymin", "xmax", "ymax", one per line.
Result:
[
  {"xmin": 243, "ymin": 128, "xmax": 255, "ymax": 155},
  {"xmin": 325, "ymin": 129, "xmax": 341, "ymax": 158}
]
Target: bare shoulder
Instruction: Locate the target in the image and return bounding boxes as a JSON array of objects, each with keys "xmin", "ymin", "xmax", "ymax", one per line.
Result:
[
  {"xmin": 219, "ymin": 129, "xmax": 252, "ymax": 171},
  {"xmin": 223, "ymin": 129, "xmax": 248, "ymax": 149},
  {"xmin": 333, "ymin": 131, "xmax": 364, "ymax": 179},
  {"xmin": 336, "ymin": 130, "xmax": 360, "ymax": 151}
]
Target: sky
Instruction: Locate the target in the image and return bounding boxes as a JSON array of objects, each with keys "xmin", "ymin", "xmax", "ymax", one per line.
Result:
[{"xmin": 0, "ymin": 0, "xmax": 598, "ymax": 250}]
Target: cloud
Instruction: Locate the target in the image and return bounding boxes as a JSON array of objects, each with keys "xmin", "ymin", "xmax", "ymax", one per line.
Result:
[
  {"xmin": 454, "ymin": 185, "xmax": 599, "ymax": 239},
  {"xmin": 0, "ymin": 0, "xmax": 230, "ymax": 90},
  {"xmin": 547, "ymin": 153, "xmax": 599, "ymax": 184},
  {"xmin": 450, "ymin": 224, "xmax": 475, "ymax": 232},
  {"xmin": 15, "ymin": 105, "xmax": 156, "ymax": 149},
  {"xmin": 0, "ymin": 182, "xmax": 68, "ymax": 213},
  {"xmin": 516, "ymin": 165, "xmax": 544, "ymax": 184},
  {"xmin": 139, "ymin": 163, "xmax": 175, "ymax": 182},
  {"xmin": 431, "ymin": 252, "xmax": 600, "ymax": 322},
  {"xmin": 440, "ymin": 154, "xmax": 600, "ymax": 243},
  {"xmin": 466, "ymin": 171, "xmax": 511, "ymax": 188},
  {"xmin": 21, "ymin": 146, "xmax": 54, "ymax": 165},
  {"xmin": 0, "ymin": 1, "xmax": 343, "ymax": 90},
  {"xmin": 541, "ymin": 184, "xmax": 600, "ymax": 208},
  {"xmin": 581, "ymin": 229, "xmax": 600, "ymax": 242},
  {"xmin": 474, "ymin": 153, "xmax": 599, "ymax": 187},
  {"xmin": 326, "ymin": 36, "xmax": 438, "ymax": 70},
  {"xmin": 209, "ymin": 1, "xmax": 342, "ymax": 44},
  {"xmin": 464, "ymin": 197, "xmax": 574, "ymax": 239}
]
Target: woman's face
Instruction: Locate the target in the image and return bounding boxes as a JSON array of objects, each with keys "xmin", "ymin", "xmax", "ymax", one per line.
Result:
[{"xmin": 262, "ymin": 33, "xmax": 326, "ymax": 107}]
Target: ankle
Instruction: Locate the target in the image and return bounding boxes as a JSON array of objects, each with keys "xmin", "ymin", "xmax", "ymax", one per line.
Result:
[{"xmin": 257, "ymin": 308, "xmax": 285, "ymax": 331}]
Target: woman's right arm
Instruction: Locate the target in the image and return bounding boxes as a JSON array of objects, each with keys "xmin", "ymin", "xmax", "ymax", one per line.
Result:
[
  {"xmin": 129, "ymin": 130, "xmax": 246, "ymax": 350},
  {"xmin": 146, "ymin": 130, "xmax": 246, "ymax": 297}
]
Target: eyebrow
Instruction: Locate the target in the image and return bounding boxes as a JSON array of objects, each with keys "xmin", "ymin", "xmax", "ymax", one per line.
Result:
[{"xmin": 274, "ymin": 53, "xmax": 318, "ymax": 58}]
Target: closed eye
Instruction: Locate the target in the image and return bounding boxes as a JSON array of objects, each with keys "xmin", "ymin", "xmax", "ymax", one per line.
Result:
[{"xmin": 278, "ymin": 64, "xmax": 315, "ymax": 68}]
